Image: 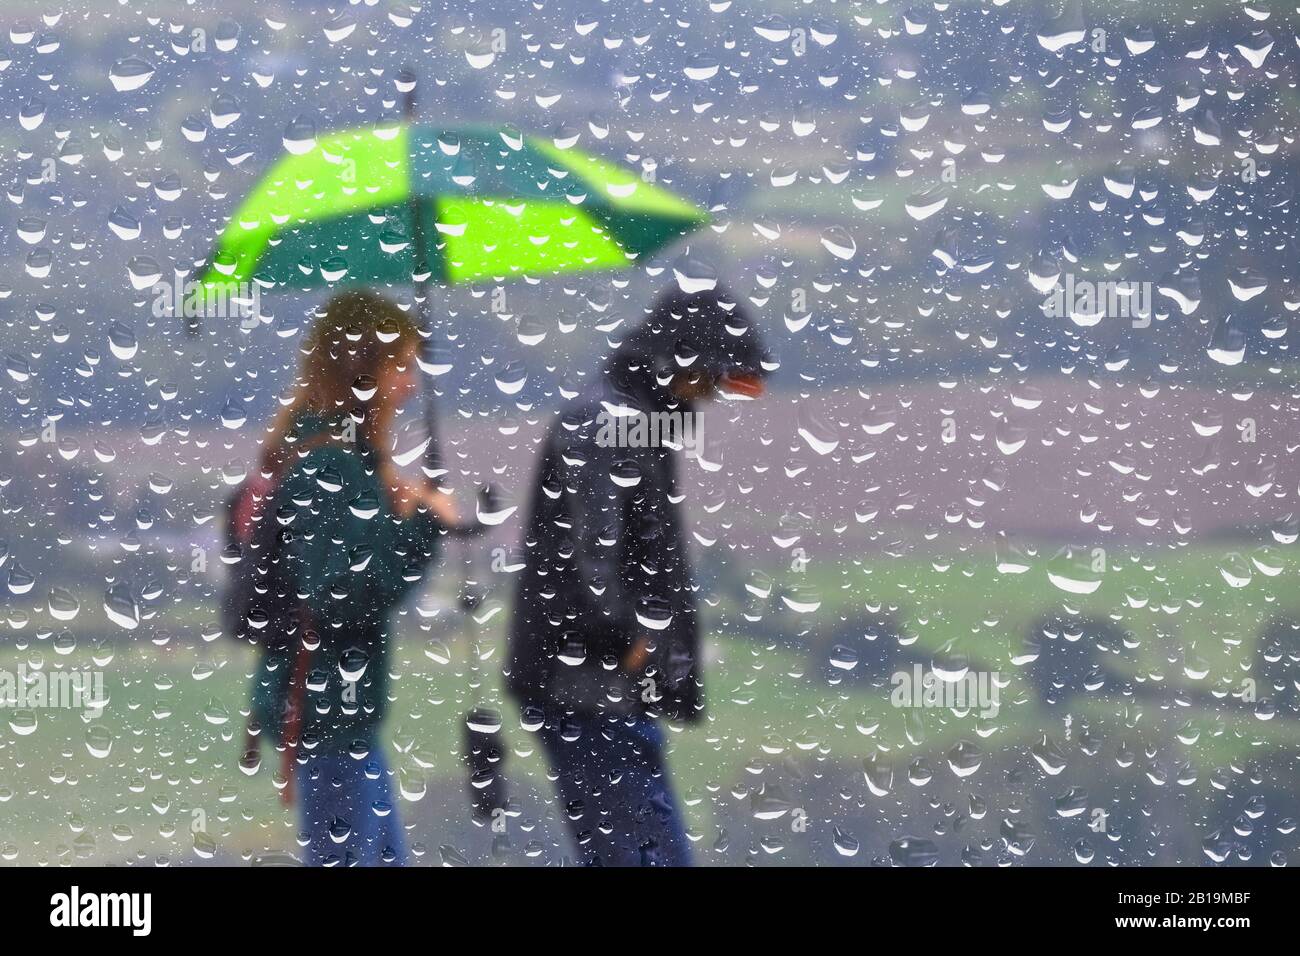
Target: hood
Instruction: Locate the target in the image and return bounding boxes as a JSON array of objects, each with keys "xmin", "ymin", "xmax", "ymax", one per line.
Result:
[{"xmin": 601, "ymin": 285, "xmax": 770, "ymax": 412}]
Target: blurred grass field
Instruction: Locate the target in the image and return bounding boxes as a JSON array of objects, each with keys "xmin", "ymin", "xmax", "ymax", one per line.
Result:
[{"xmin": 3, "ymin": 542, "xmax": 1298, "ymax": 865}]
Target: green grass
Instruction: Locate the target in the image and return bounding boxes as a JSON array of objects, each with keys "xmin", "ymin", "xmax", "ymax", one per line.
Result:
[
  {"xmin": 800, "ymin": 544, "xmax": 1299, "ymax": 692},
  {"xmin": 3, "ymin": 542, "xmax": 1297, "ymax": 864}
]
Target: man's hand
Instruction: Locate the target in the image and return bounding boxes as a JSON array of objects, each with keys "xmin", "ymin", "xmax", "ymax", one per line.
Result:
[{"xmin": 622, "ymin": 637, "xmax": 651, "ymax": 674}]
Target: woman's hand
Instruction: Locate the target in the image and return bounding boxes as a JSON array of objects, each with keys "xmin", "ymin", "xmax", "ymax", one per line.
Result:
[
  {"xmin": 382, "ymin": 471, "xmax": 425, "ymax": 519},
  {"xmin": 418, "ymin": 484, "xmax": 459, "ymax": 526}
]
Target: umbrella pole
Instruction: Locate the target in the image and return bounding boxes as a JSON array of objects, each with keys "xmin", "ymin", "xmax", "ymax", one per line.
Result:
[
  {"xmin": 404, "ymin": 79, "xmax": 443, "ymax": 487},
  {"xmin": 402, "ymin": 83, "xmax": 505, "ymax": 818}
]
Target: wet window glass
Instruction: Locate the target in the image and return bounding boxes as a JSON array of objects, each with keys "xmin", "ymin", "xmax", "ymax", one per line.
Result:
[{"xmin": 1, "ymin": 0, "xmax": 1296, "ymax": 869}]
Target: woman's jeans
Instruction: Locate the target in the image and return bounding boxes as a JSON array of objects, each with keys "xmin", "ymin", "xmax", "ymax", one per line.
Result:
[
  {"xmin": 537, "ymin": 713, "xmax": 692, "ymax": 867},
  {"xmin": 295, "ymin": 741, "xmax": 406, "ymax": 866}
]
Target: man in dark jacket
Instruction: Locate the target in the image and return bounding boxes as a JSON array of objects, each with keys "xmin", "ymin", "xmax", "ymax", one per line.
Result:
[{"xmin": 506, "ymin": 285, "xmax": 769, "ymax": 865}]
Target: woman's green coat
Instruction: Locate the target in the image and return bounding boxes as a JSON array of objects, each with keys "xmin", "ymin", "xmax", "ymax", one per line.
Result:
[{"xmin": 248, "ymin": 412, "xmax": 443, "ymax": 748}]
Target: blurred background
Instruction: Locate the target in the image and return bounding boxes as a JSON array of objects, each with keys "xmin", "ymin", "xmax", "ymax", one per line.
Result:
[{"xmin": 1, "ymin": 0, "xmax": 1298, "ymax": 865}]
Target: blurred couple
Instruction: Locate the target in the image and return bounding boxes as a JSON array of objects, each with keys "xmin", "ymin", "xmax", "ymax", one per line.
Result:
[{"xmin": 233, "ymin": 285, "xmax": 768, "ymax": 866}]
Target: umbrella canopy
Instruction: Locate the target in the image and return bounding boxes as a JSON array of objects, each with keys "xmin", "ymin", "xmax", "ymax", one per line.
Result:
[{"xmin": 192, "ymin": 123, "xmax": 707, "ymax": 303}]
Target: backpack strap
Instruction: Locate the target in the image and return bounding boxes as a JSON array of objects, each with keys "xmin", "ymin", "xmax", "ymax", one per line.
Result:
[
  {"xmin": 229, "ymin": 431, "xmax": 340, "ymax": 547},
  {"xmin": 244, "ymin": 428, "xmax": 341, "ymax": 809},
  {"xmin": 269, "ymin": 429, "xmax": 340, "ymax": 481}
]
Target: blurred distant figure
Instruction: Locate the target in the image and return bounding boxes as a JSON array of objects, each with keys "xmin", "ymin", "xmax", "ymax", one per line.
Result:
[
  {"xmin": 230, "ymin": 290, "xmax": 457, "ymax": 866},
  {"xmin": 506, "ymin": 286, "xmax": 768, "ymax": 866}
]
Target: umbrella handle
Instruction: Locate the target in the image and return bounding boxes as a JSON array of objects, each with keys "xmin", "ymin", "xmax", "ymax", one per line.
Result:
[
  {"xmin": 442, "ymin": 484, "xmax": 501, "ymax": 538},
  {"xmin": 420, "ymin": 333, "xmax": 442, "ymax": 480},
  {"xmin": 445, "ymin": 520, "xmax": 485, "ymax": 539}
]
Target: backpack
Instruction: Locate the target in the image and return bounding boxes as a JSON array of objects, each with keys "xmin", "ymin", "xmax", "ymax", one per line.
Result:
[{"xmin": 219, "ymin": 435, "xmax": 331, "ymax": 644}]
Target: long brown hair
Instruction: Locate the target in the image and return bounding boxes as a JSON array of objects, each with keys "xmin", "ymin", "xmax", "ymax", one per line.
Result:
[{"xmin": 261, "ymin": 290, "xmax": 423, "ymax": 475}]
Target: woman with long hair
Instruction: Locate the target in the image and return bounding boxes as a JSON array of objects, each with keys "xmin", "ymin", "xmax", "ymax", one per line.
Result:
[{"xmin": 245, "ymin": 289, "xmax": 455, "ymax": 866}]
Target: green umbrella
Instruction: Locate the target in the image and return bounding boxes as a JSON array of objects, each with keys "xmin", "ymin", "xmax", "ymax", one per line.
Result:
[
  {"xmin": 191, "ymin": 121, "xmax": 707, "ymax": 301},
  {"xmin": 196, "ymin": 112, "xmax": 707, "ymax": 822},
  {"xmin": 193, "ymin": 111, "xmax": 708, "ymax": 485}
]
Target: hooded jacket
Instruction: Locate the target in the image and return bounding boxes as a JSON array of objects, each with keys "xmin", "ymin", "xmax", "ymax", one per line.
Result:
[{"xmin": 505, "ymin": 287, "xmax": 768, "ymax": 723}]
